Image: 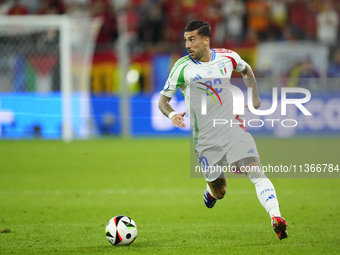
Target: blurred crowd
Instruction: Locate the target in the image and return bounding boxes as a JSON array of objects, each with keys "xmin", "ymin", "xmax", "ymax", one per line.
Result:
[
  {"xmin": 1, "ymin": 0, "xmax": 339, "ymax": 48},
  {"xmin": 1, "ymin": 0, "xmax": 339, "ymax": 80}
]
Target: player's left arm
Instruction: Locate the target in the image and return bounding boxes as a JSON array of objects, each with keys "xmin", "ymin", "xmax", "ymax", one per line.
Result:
[{"xmin": 240, "ymin": 64, "xmax": 261, "ymax": 110}]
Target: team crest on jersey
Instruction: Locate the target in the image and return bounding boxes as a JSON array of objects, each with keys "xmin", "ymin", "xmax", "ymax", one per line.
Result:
[{"xmin": 217, "ymin": 62, "xmax": 227, "ymax": 76}]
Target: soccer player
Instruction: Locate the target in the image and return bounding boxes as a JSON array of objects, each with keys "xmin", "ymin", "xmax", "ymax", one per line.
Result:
[{"xmin": 158, "ymin": 21, "xmax": 288, "ymax": 240}]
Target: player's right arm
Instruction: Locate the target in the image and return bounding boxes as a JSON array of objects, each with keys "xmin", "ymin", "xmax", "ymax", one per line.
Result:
[
  {"xmin": 158, "ymin": 56, "xmax": 190, "ymax": 128},
  {"xmin": 158, "ymin": 95, "xmax": 186, "ymax": 128}
]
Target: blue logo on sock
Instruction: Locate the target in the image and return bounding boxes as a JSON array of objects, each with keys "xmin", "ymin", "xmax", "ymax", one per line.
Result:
[{"xmin": 266, "ymin": 194, "xmax": 276, "ymax": 202}]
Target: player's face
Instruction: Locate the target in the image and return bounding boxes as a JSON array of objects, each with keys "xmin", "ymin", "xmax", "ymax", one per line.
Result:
[{"xmin": 184, "ymin": 30, "xmax": 209, "ymax": 61}]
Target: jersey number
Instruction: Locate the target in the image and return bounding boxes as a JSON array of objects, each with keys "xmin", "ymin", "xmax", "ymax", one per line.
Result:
[
  {"xmin": 199, "ymin": 156, "xmax": 209, "ymax": 170},
  {"xmin": 204, "ymin": 78, "xmax": 223, "ymax": 96}
]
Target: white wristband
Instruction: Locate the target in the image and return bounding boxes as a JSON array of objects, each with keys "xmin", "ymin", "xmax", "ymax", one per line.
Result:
[{"xmin": 168, "ymin": 111, "xmax": 177, "ymax": 120}]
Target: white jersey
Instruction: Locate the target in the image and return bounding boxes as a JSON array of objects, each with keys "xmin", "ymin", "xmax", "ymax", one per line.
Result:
[{"xmin": 161, "ymin": 48, "xmax": 253, "ymax": 166}]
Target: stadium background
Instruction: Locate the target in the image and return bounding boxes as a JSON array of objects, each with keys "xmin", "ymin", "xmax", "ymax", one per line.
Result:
[
  {"xmin": 0, "ymin": 0, "xmax": 339, "ymax": 139},
  {"xmin": 1, "ymin": 1, "xmax": 340, "ymax": 254}
]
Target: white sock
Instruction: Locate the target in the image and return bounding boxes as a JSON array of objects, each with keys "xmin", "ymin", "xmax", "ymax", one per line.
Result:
[
  {"xmin": 206, "ymin": 183, "xmax": 217, "ymax": 199},
  {"xmin": 247, "ymin": 168, "xmax": 281, "ymax": 218}
]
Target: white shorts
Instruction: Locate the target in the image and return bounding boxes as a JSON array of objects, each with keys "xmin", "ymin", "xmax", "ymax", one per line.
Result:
[{"xmin": 200, "ymin": 132, "xmax": 260, "ymax": 182}]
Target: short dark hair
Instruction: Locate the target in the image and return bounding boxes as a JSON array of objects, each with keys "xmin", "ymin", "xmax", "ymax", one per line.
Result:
[{"xmin": 184, "ymin": 21, "xmax": 211, "ymax": 40}]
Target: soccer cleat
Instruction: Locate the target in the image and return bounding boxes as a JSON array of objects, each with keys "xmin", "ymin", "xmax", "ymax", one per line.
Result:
[
  {"xmin": 203, "ymin": 189, "xmax": 217, "ymax": 208},
  {"xmin": 272, "ymin": 216, "xmax": 288, "ymax": 240}
]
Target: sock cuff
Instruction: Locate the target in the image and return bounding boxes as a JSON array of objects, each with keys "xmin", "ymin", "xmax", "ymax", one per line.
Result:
[{"xmin": 206, "ymin": 183, "xmax": 217, "ymax": 199}]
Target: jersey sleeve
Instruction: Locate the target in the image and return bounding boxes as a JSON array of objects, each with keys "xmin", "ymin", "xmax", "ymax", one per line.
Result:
[
  {"xmin": 229, "ymin": 50, "xmax": 247, "ymax": 72},
  {"xmin": 216, "ymin": 48, "xmax": 247, "ymax": 72},
  {"xmin": 160, "ymin": 77, "xmax": 177, "ymax": 98},
  {"xmin": 160, "ymin": 57, "xmax": 188, "ymax": 98}
]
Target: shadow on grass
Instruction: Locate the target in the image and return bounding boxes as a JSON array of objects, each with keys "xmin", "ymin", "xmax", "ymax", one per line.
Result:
[{"xmin": 79, "ymin": 239, "xmax": 151, "ymax": 252}]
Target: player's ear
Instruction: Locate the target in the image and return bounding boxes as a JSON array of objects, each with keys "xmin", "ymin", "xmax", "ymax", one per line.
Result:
[{"xmin": 204, "ymin": 36, "xmax": 210, "ymax": 47}]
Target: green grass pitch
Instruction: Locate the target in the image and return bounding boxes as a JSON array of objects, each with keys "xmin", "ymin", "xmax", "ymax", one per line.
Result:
[{"xmin": 0, "ymin": 138, "xmax": 340, "ymax": 255}]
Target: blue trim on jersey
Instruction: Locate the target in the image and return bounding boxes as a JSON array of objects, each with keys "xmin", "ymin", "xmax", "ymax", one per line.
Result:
[
  {"xmin": 189, "ymin": 49, "xmax": 216, "ymax": 64},
  {"xmin": 211, "ymin": 49, "xmax": 216, "ymax": 61},
  {"xmin": 189, "ymin": 55, "xmax": 201, "ymax": 65}
]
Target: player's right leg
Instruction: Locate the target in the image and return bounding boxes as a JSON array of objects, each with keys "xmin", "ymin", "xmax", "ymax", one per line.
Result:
[
  {"xmin": 204, "ymin": 171, "xmax": 226, "ymax": 208},
  {"xmin": 207, "ymin": 173, "xmax": 226, "ymax": 199}
]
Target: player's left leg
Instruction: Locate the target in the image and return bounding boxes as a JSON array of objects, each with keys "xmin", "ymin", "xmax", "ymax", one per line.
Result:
[
  {"xmin": 232, "ymin": 157, "xmax": 288, "ymax": 240},
  {"xmin": 233, "ymin": 157, "xmax": 282, "ymax": 218}
]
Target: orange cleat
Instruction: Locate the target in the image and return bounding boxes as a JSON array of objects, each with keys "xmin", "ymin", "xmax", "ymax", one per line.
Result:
[{"xmin": 272, "ymin": 216, "xmax": 288, "ymax": 240}]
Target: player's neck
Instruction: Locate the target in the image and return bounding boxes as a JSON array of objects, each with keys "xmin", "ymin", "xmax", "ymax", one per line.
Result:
[{"xmin": 198, "ymin": 49, "xmax": 212, "ymax": 63}]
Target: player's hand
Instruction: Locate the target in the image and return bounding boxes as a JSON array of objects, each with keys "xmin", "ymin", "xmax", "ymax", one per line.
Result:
[
  {"xmin": 245, "ymin": 99, "xmax": 261, "ymax": 112},
  {"xmin": 253, "ymin": 99, "xmax": 261, "ymax": 109},
  {"xmin": 171, "ymin": 111, "xmax": 187, "ymax": 128}
]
